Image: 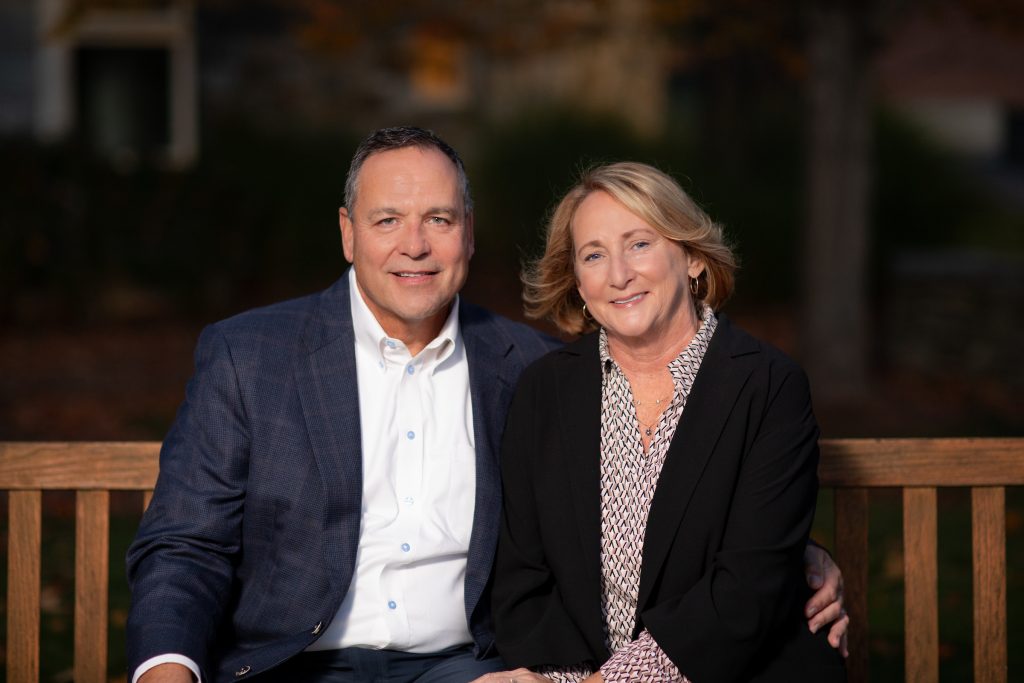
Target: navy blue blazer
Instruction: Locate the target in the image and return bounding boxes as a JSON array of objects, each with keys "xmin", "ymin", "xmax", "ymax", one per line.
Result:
[{"xmin": 126, "ymin": 273, "xmax": 556, "ymax": 682}]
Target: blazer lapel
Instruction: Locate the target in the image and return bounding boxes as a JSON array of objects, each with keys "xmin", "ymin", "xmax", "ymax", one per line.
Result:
[
  {"xmin": 461, "ymin": 306, "xmax": 522, "ymax": 629},
  {"xmin": 294, "ymin": 276, "xmax": 364, "ymax": 595},
  {"xmin": 637, "ymin": 317, "xmax": 759, "ymax": 611},
  {"xmin": 557, "ymin": 335, "xmax": 605, "ymax": 627}
]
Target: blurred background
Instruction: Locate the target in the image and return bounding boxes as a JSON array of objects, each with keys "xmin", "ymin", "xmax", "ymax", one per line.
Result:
[{"xmin": 1, "ymin": 0, "xmax": 1022, "ymax": 680}]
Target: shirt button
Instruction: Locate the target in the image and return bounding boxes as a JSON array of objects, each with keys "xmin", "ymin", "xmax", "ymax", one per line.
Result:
[
  {"xmin": 386, "ymin": 340, "xmax": 397, "ymax": 349},
  {"xmin": 401, "ymin": 543, "xmax": 411, "ymax": 552},
  {"xmin": 406, "ymin": 430, "xmax": 415, "ymax": 440},
  {"xmin": 387, "ymin": 600, "xmax": 397, "ymax": 610},
  {"xmin": 406, "ymin": 364, "xmax": 415, "ymax": 375},
  {"xmin": 402, "ymin": 496, "xmax": 414, "ymax": 505}
]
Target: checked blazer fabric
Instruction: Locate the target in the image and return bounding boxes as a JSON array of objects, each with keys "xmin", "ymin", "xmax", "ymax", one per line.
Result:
[{"xmin": 126, "ymin": 272, "xmax": 556, "ymax": 683}]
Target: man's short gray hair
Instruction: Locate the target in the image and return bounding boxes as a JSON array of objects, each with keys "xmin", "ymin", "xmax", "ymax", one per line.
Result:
[{"xmin": 343, "ymin": 126, "xmax": 473, "ymax": 214}]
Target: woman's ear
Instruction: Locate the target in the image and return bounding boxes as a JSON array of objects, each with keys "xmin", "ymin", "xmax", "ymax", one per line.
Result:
[{"xmin": 688, "ymin": 255, "xmax": 707, "ymax": 280}]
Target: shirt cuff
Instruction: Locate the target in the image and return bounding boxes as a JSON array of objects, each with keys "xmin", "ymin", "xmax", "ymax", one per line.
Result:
[
  {"xmin": 599, "ymin": 629, "xmax": 690, "ymax": 683},
  {"xmin": 133, "ymin": 654, "xmax": 202, "ymax": 683}
]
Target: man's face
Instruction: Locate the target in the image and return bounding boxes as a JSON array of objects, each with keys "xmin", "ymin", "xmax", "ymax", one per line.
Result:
[{"xmin": 340, "ymin": 146, "xmax": 474, "ymax": 345}]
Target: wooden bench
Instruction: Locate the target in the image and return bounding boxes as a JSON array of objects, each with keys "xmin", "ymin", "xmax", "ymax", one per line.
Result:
[
  {"xmin": 2, "ymin": 438, "xmax": 1021, "ymax": 683},
  {"xmin": 820, "ymin": 437, "xmax": 1022, "ymax": 683}
]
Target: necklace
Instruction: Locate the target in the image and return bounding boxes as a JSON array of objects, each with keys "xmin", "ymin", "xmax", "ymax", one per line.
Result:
[
  {"xmin": 635, "ymin": 393, "xmax": 672, "ymax": 437},
  {"xmin": 634, "ymin": 395, "xmax": 671, "ymax": 409}
]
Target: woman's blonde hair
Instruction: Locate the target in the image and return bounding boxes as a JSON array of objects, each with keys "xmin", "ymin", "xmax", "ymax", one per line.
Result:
[{"xmin": 523, "ymin": 161, "xmax": 737, "ymax": 335}]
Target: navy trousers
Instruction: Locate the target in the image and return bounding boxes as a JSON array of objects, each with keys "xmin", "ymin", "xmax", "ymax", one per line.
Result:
[{"xmin": 254, "ymin": 645, "xmax": 505, "ymax": 683}]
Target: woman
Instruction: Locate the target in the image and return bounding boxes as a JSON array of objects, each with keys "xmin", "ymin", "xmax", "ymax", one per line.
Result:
[{"xmin": 482, "ymin": 163, "xmax": 847, "ymax": 682}]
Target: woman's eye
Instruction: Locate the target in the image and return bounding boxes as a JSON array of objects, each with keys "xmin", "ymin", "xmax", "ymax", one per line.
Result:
[
  {"xmin": 582, "ymin": 252, "xmax": 602, "ymax": 263},
  {"xmin": 633, "ymin": 240, "xmax": 650, "ymax": 250}
]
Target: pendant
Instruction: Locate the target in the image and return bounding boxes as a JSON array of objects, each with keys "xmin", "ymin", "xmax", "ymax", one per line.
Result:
[{"xmin": 645, "ymin": 427, "xmax": 653, "ymax": 437}]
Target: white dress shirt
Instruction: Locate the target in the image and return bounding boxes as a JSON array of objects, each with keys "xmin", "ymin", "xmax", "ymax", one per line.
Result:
[
  {"xmin": 308, "ymin": 268, "xmax": 476, "ymax": 651},
  {"xmin": 133, "ymin": 268, "xmax": 476, "ymax": 683}
]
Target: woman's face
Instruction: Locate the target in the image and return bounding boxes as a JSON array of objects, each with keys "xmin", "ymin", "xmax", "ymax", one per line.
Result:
[{"xmin": 572, "ymin": 191, "xmax": 704, "ymax": 347}]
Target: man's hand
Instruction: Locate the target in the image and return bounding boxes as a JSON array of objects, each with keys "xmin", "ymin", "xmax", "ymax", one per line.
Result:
[
  {"xmin": 138, "ymin": 663, "xmax": 196, "ymax": 683},
  {"xmin": 804, "ymin": 543, "xmax": 849, "ymax": 657}
]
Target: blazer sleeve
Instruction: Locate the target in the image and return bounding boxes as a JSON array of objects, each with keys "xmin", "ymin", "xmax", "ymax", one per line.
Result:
[
  {"xmin": 126, "ymin": 324, "xmax": 252, "ymax": 678},
  {"xmin": 642, "ymin": 362, "xmax": 821, "ymax": 682},
  {"xmin": 492, "ymin": 365, "xmax": 600, "ymax": 669}
]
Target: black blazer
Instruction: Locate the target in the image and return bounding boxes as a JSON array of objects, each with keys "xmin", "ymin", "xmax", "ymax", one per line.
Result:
[{"xmin": 492, "ymin": 316, "xmax": 846, "ymax": 683}]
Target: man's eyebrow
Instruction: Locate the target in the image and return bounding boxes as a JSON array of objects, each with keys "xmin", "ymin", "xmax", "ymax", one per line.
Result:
[
  {"xmin": 424, "ymin": 206, "xmax": 458, "ymax": 216},
  {"xmin": 366, "ymin": 207, "xmax": 403, "ymax": 219}
]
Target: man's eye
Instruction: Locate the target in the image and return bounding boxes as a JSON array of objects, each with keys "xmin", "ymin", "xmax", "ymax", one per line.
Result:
[
  {"xmin": 377, "ymin": 217, "xmax": 397, "ymax": 226},
  {"xmin": 427, "ymin": 216, "xmax": 451, "ymax": 225}
]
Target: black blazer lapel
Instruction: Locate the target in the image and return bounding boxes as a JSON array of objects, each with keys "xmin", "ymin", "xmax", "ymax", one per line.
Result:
[
  {"xmin": 637, "ymin": 316, "xmax": 759, "ymax": 612},
  {"xmin": 294, "ymin": 276, "xmax": 364, "ymax": 597},
  {"xmin": 555, "ymin": 334, "xmax": 605, "ymax": 636}
]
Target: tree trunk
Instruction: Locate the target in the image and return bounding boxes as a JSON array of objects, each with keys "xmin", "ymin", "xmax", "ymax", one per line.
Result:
[{"xmin": 802, "ymin": 2, "xmax": 873, "ymax": 400}]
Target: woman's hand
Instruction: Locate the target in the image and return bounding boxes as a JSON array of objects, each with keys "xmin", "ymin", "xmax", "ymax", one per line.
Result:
[
  {"xmin": 804, "ymin": 543, "xmax": 850, "ymax": 657},
  {"xmin": 471, "ymin": 669, "xmax": 554, "ymax": 683}
]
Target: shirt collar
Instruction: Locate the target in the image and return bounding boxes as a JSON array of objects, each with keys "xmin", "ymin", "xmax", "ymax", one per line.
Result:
[{"xmin": 348, "ymin": 267, "xmax": 461, "ymax": 371}]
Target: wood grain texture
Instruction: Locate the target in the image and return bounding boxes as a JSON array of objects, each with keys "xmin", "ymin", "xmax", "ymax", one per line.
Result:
[
  {"xmin": 0, "ymin": 442, "xmax": 160, "ymax": 489},
  {"xmin": 904, "ymin": 487, "xmax": 939, "ymax": 683},
  {"xmin": 835, "ymin": 488, "xmax": 869, "ymax": 683},
  {"xmin": 819, "ymin": 438, "xmax": 1024, "ymax": 487},
  {"xmin": 973, "ymin": 487, "xmax": 1007, "ymax": 683},
  {"xmin": 7, "ymin": 490, "xmax": 41, "ymax": 683},
  {"xmin": 74, "ymin": 490, "xmax": 109, "ymax": 683},
  {"xmin": 0, "ymin": 437, "xmax": 1021, "ymax": 682}
]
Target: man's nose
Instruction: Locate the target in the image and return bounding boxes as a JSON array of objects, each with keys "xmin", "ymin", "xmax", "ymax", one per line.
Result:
[{"xmin": 400, "ymin": 224, "xmax": 430, "ymax": 258}]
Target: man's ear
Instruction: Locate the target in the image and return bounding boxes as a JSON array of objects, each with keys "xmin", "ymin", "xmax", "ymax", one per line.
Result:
[
  {"xmin": 340, "ymin": 207, "xmax": 354, "ymax": 263},
  {"xmin": 465, "ymin": 211, "xmax": 475, "ymax": 259}
]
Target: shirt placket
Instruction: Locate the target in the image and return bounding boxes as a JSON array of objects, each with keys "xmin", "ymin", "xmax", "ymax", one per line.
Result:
[{"xmin": 381, "ymin": 353, "xmax": 425, "ymax": 647}]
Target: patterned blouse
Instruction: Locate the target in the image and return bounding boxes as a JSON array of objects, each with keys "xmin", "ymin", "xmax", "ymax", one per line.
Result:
[{"xmin": 540, "ymin": 306, "xmax": 717, "ymax": 683}]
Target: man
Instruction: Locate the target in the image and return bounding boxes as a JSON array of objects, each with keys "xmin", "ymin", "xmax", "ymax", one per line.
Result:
[{"xmin": 127, "ymin": 127, "xmax": 847, "ymax": 683}]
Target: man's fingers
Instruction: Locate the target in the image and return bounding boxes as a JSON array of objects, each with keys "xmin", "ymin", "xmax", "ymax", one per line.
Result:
[
  {"xmin": 804, "ymin": 583, "xmax": 839, "ymax": 618},
  {"xmin": 808, "ymin": 600, "xmax": 843, "ymax": 633},
  {"xmin": 827, "ymin": 611, "xmax": 850, "ymax": 653}
]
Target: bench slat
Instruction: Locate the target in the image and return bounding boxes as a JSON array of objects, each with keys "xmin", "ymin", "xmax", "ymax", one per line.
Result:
[
  {"xmin": 972, "ymin": 487, "xmax": 1007, "ymax": 683},
  {"xmin": 904, "ymin": 487, "xmax": 939, "ymax": 683},
  {"xmin": 7, "ymin": 490, "xmax": 42, "ymax": 683},
  {"xmin": 75, "ymin": 490, "xmax": 110, "ymax": 683},
  {"xmin": 0, "ymin": 442, "xmax": 160, "ymax": 490},
  {"xmin": 834, "ymin": 487, "xmax": 869, "ymax": 683},
  {"xmin": 819, "ymin": 438, "xmax": 1024, "ymax": 487}
]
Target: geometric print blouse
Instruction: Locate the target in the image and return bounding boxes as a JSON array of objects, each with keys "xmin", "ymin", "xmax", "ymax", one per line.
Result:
[{"xmin": 541, "ymin": 307, "xmax": 716, "ymax": 683}]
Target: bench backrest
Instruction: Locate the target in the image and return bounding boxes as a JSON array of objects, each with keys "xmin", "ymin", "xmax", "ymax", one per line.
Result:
[
  {"xmin": 820, "ymin": 437, "xmax": 1022, "ymax": 683},
  {"xmin": 1, "ymin": 442, "xmax": 159, "ymax": 683},
  {"xmin": 2, "ymin": 438, "xmax": 1021, "ymax": 683}
]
